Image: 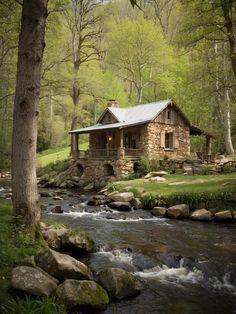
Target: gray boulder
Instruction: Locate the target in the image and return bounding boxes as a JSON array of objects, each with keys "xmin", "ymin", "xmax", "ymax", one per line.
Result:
[
  {"xmin": 51, "ymin": 205, "xmax": 63, "ymax": 214},
  {"xmin": 151, "ymin": 207, "xmax": 167, "ymax": 217},
  {"xmin": 167, "ymin": 204, "xmax": 189, "ymax": 219},
  {"xmin": 35, "ymin": 249, "xmax": 92, "ymax": 281},
  {"xmin": 42, "ymin": 227, "xmax": 68, "ymax": 251},
  {"xmin": 215, "ymin": 210, "xmax": 233, "ymax": 222},
  {"xmin": 190, "ymin": 209, "xmax": 213, "ymax": 221},
  {"xmin": 11, "ymin": 266, "xmax": 57, "ymax": 297},
  {"xmin": 131, "ymin": 198, "xmax": 142, "ymax": 209},
  {"xmin": 110, "ymin": 192, "xmax": 134, "ymax": 202},
  {"xmin": 145, "ymin": 171, "xmax": 168, "ymax": 179},
  {"xmin": 96, "ymin": 268, "xmax": 141, "ymax": 300},
  {"xmin": 56, "ymin": 279, "xmax": 109, "ymax": 311},
  {"xmin": 108, "ymin": 202, "xmax": 132, "ymax": 211},
  {"xmin": 61, "ymin": 232, "xmax": 94, "ymax": 254}
]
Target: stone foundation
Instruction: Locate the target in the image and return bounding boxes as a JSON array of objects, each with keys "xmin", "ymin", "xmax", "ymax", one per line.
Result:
[{"xmin": 74, "ymin": 158, "xmax": 135, "ymax": 184}]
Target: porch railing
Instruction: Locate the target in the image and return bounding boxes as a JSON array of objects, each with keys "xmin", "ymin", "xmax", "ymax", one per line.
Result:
[{"xmin": 76, "ymin": 148, "xmax": 143, "ymax": 159}]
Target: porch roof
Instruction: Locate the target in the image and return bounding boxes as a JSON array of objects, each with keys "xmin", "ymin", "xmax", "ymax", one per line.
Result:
[{"xmin": 69, "ymin": 119, "xmax": 151, "ymax": 134}]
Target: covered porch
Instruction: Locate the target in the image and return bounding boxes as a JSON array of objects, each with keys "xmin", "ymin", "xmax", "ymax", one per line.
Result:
[{"xmin": 70, "ymin": 125, "xmax": 144, "ymax": 160}]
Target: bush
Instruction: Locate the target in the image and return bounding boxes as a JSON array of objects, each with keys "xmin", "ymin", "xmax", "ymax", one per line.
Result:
[
  {"xmin": 141, "ymin": 193, "xmax": 157, "ymax": 210},
  {"xmin": 134, "ymin": 156, "xmax": 160, "ymax": 177},
  {"xmin": 1, "ymin": 296, "xmax": 66, "ymax": 314}
]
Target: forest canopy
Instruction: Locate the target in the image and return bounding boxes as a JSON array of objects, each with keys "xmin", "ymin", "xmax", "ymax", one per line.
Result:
[{"xmin": 0, "ymin": 0, "xmax": 235, "ymax": 170}]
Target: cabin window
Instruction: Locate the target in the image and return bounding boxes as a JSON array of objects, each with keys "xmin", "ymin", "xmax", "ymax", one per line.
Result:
[
  {"xmin": 165, "ymin": 132, "xmax": 173, "ymax": 149},
  {"xmin": 167, "ymin": 110, "xmax": 171, "ymax": 120}
]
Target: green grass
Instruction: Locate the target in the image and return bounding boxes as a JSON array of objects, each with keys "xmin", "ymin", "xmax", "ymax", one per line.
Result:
[
  {"xmin": 0, "ymin": 199, "xmax": 46, "ymax": 305},
  {"xmin": 116, "ymin": 173, "xmax": 236, "ymax": 196},
  {"xmin": 37, "ymin": 143, "xmax": 88, "ymax": 168}
]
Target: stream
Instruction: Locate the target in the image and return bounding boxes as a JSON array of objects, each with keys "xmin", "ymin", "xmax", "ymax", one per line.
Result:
[{"xmin": 1, "ymin": 184, "xmax": 236, "ymax": 313}]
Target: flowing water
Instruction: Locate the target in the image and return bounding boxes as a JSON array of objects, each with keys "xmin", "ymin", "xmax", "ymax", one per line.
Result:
[{"xmin": 1, "ymin": 185, "xmax": 236, "ymax": 313}]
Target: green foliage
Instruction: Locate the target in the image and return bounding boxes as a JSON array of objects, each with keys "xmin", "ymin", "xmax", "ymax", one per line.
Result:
[
  {"xmin": 1, "ymin": 296, "xmax": 66, "ymax": 314},
  {"xmin": 141, "ymin": 193, "xmax": 157, "ymax": 210},
  {"xmin": 220, "ymin": 163, "xmax": 236, "ymax": 174},
  {"xmin": 37, "ymin": 159, "xmax": 72, "ymax": 177},
  {"xmin": 106, "ymin": 182, "xmax": 121, "ymax": 192},
  {"xmin": 163, "ymin": 191, "xmax": 236, "ymax": 210},
  {"xmin": 0, "ymin": 200, "xmax": 46, "ymax": 305},
  {"xmin": 135, "ymin": 156, "xmax": 160, "ymax": 177}
]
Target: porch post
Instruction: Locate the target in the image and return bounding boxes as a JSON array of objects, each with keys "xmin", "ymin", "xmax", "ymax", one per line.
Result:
[
  {"xmin": 119, "ymin": 129, "xmax": 125, "ymax": 158},
  {"xmin": 71, "ymin": 133, "xmax": 79, "ymax": 159},
  {"xmin": 205, "ymin": 135, "xmax": 212, "ymax": 154}
]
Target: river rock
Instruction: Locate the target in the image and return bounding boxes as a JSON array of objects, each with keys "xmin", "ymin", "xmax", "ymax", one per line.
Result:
[
  {"xmin": 166, "ymin": 204, "xmax": 189, "ymax": 219},
  {"xmin": 51, "ymin": 205, "xmax": 63, "ymax": 214},
  {"xmin": 215, "ymin": 210, "xmax": 233, "ymax": 222},
  {"xmin": 56, "ymin": 279, "xmax": 109, "ymax": 311},
  {"xmin": 151, "ymin": 207, "xmax": 167, "ymax": 217},
  {"xmin": 35, "ymin": 249, "xmax": 92, "ymax": 281},
  {"xmin": 131, "ymin": 198, "xmax": 142, "ymax": 209},
  {"xmin": 11, "ymin": 266, "xmax": 57, "ymax": 297},
  {"xmin": 110, "ymin": 192, "xmax": 134, "ymax": 202},
  {"xmin": 19, "ymin": 256, "xmax": 36, "ymax": 267},
  {"xmin": 108, "ymin": 202, "xmax": 132, "ymax": 211},
  {"xmin": 96, "ymin": 268, "xmax": 142, "ymax": 300},
  {"xmin": 61, "ymin": 232, "xmax": 94, "ymax": 254},
  {"xmin": 84, "ymin": 183, "xmax": 94, "ymax": 191},
  {"xmin": 53, "ymin": 195, "xmax": 63, "ymax": 200},
  {"xmin": 40, "ymin": 191, "xmax": 52, "ymax": 197},
  {"xmin": 42, "ymin": 227, "xmax": 68, "ymax": 251},
  {"xmin": 190, "ymin": 209, "xmax": 213, "ymax": 221}
]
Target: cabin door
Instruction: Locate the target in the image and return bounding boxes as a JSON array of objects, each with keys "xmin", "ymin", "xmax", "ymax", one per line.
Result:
[{"xmin": 124, "ymin": 132, "xmax": 136, "ymax": 149}]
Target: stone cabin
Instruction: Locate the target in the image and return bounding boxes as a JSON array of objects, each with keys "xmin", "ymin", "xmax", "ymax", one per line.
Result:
[{"xmin": 69, "ymin": 99, "xmax": 212, "ymax": 182}]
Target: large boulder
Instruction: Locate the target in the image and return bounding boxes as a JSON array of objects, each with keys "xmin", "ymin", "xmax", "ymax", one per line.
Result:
[
  {"xmin": 131, "ymin": 198, "xmax": 142, "ymax": 209},
  {"xmin": 96, "ymin": 268, "xmax": 142, "ymax": 300},
  {"xmin": 42, "ymin": 227, "xmax": 68, "ymax": 251},
  {"xmin": 108, "ymin": 202, "xmax": 132, "ymax": 211},
  {"xmin": 215, "ymin": 210, "xmax": 233, "ymax": 222},
  {"xmin": 56, "ymin": 279, "xmax": 109, "ymax": 311},
  {"xmin": 110, "ymin": 192, "xmax": 134, "ymax": 202},
  {"xmin": 145, "ymin": 176, "xmax": 166, "ymax": 183},
  {"xmin": 11, "ymin": 266, "xmax": 57, "ymax": 297},
  {"xmin": 166, "ymin": 204, "xmax": 189, "ymax": 219},
  {"xmin": 35, "ymin": 249, "xmax": 92, "ymax": 281},
  {"xmin": 151, "ymin": 207, "xmax": 167, "ymax": 217},
  {"xmin": 61, "ymin": 232, "xmax": 94, "ymax": 254},
  {"xmin": 190, "ymin": 209, "xmax": 213, "ymax": 221}
]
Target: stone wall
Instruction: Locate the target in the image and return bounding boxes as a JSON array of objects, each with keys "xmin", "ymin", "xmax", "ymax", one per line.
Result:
[
  {"xmin": 140, "ymin": 122, "xmax": 190, "ymax": 158},
  {"xmin": 74, "ymin": 158, "xmax": 134, "ymax": 185}
]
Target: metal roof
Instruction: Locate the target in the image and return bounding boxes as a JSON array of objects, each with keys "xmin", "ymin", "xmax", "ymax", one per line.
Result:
[{"xmin": 69, "ymin": 99, "xmax": 172, "ymax": 134}]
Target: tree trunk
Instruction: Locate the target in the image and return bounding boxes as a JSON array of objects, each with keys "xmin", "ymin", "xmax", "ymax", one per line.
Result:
[
  {"xmin": 223, "ymin": 87, "xmax": 234, "ymax": 155},
  {"xmin": 221, "ymin": 0, "xmax": 236, "ymax": 79},
  {"xmin": 12, "ymin": 0, "xmax": 48, "ymax": 228}
]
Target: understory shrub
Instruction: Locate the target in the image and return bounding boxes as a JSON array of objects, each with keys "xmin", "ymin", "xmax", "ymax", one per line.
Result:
[
  {"xmin": 134, "ymin": 156, "xmax": 160, "ymax": 177},
  {"xmin": 1, "ymin": 296, "xmax": 66, "ymax": 314}
]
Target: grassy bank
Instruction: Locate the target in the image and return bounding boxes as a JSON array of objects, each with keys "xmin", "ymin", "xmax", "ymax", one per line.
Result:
[
  {"xmin": 0, "ymin": 199, "xmax": 66, "ymax": 313},
  {"xmin": 112, "ymin": 173, "xmax": 236, "ymax": 210},
  {"xmin": 37, "ymin": 143, "xmax": 88, "ymax": 168},
  {"xmin": 115, "ymin": 173, "xmax": 236, "ymax": 195}
]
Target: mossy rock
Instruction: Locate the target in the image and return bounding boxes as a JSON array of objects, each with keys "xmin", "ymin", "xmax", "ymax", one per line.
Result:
[
  {"xmin": 96, "ymin": 267, "xmax": 142, "ymax": 300},
  {"xmin": 56, "ymin": 279, "xmax": 109, "ymax": 310}
]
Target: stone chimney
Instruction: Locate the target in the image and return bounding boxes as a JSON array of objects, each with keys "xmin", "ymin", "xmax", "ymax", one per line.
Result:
[{"xmin": 107, "ymin": 99, "xmax": 119, "ymax": 108}]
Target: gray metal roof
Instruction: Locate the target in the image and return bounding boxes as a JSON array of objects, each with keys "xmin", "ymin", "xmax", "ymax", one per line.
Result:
[{"xmin": 69, "ymin": 99, "xmax": 172, "ymax": 134}]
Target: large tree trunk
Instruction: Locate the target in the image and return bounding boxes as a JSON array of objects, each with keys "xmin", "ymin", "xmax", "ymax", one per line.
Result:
[{"xmin": 12, "ymin": 0, "xmax": 48, "ymax": 228}]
